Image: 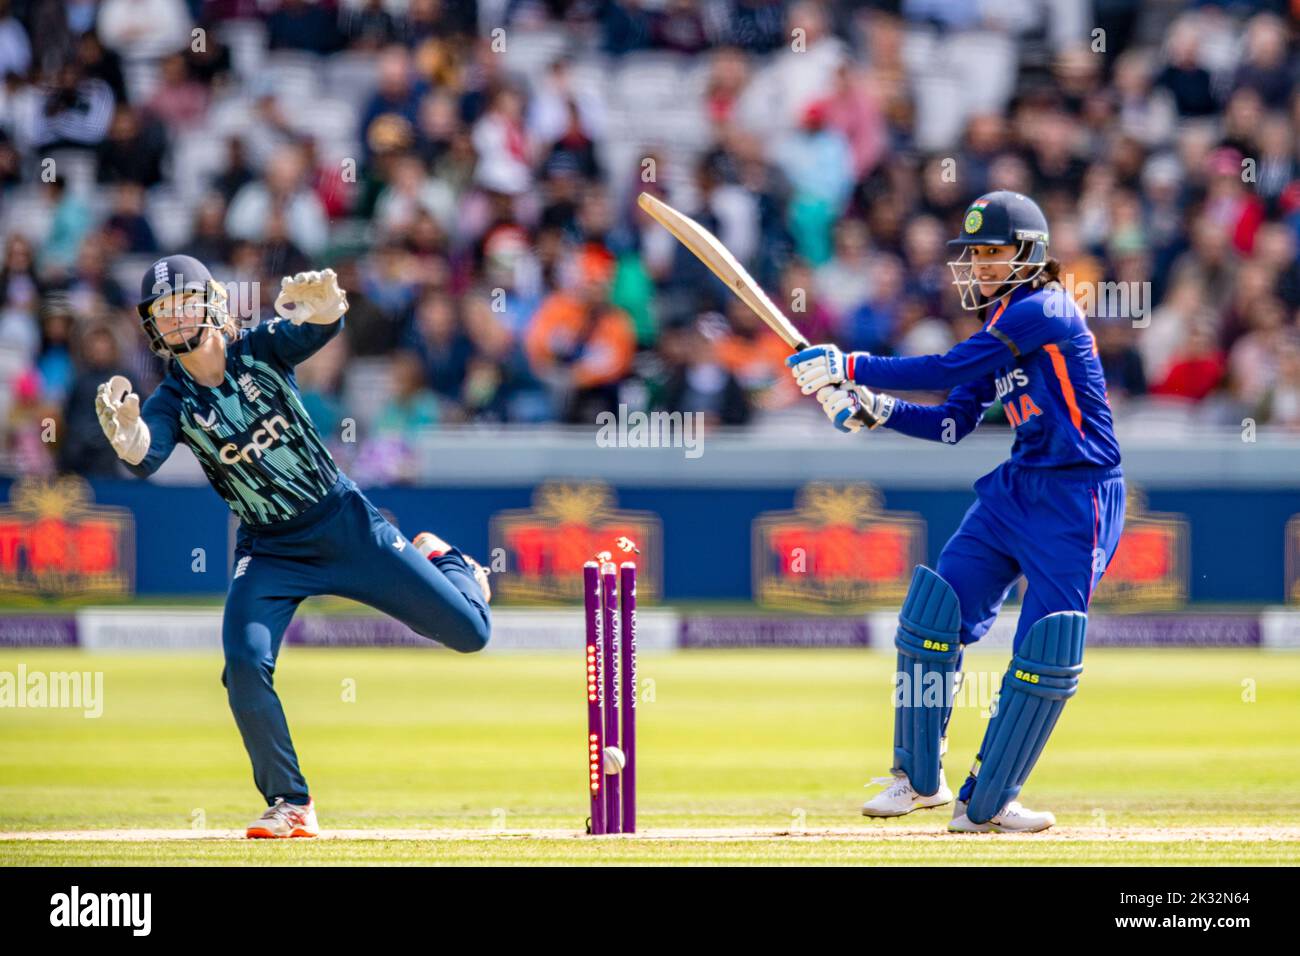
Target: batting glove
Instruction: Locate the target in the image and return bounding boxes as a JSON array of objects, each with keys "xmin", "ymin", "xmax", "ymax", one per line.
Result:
[
  {"xmin": 274, "ymin": 268, "xmax": 349, "ymax": 325},
  {"xmin": 816, "ymin": 384, "xmax": 894, "ymax": 434},
  {"xmin": 95, "ymin": 375, "xmax": 150, "ymax": 465},
  {"xmin": 786, "ymin": 344, "xmax": 868, "ymax": 396}
]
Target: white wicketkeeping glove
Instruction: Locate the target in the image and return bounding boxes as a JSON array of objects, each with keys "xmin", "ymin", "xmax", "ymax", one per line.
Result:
[
  {"xmin": 95, "ymin": 375, "xmax": 151, "ymax": 465},
  {"xmin": 816, "ymin": 384, "xmax": 894, "ymax": 434},
  {"xmin": 273, "ymin": 268, "xmax": 349, "ymax": 325}
]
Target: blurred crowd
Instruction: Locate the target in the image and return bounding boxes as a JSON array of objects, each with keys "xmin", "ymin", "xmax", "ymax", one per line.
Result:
[{"xmin": 2, "ymin": 0, "xmax": 1300, "ymax": 483}]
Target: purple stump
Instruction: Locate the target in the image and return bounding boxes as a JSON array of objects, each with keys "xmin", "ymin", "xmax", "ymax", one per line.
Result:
[
  {"xmin": 619, "ymin": 561, "xmax": 637, "ymax": 833},
  {"xmin": 583, "ymin": 561, "xmax": 605, "ymax": 835},
  {"xmin": 600, "ymin": 561, "xmax": 622, "ymax": 833}
]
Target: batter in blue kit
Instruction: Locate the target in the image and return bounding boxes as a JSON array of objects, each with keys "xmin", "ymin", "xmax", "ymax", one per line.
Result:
[
  {"xmin": 787, "ymin": 191, "xmax": 1125, "ymax": 832},
  {"xmin": 95, "ymin": 255, "xmax": 493, "ymax": 838}
]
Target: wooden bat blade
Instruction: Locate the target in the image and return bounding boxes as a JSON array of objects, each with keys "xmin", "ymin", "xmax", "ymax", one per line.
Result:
[{"xmin": 637, "ymin": 192, "xmax": 809, "ymax": 350}]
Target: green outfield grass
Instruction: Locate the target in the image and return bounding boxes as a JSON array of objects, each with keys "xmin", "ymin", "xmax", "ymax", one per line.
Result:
[{"xmin": 1, "ymin": 647, "xmax": 1298, "ymax": 865}]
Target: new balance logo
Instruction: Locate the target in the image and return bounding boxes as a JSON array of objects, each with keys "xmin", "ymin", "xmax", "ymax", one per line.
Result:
[
  {"xmin": 237, "ymin": 373, "xmax": 262, "ymax": 404},
  {"xmin": 219, "ymin": 414, "xmax": 290, "ymax": 464}
]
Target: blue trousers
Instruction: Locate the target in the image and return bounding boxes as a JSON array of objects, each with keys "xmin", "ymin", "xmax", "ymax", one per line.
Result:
[
  {"xmin": 937, "ymin": 461, "xmax": 1126, "ymax": 651},
  {"xmin": 221, "ymin": 476, "xmax": 491, "ymax": 804}
]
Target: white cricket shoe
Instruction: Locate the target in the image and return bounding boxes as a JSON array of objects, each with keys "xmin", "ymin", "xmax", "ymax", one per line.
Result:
[
  {"xmin": 414, "ymin": 531, "xmax": 492, "ymax": 603},
  {"xmin": 861, "ymin": 770, "xmax": 953, "ymax": 817},
  {"xmin": 464, "ymin": 555, "xmax": 492, "ymax": 603},
  {"xmin": 246, "ymin": 797, "xmax": 319, "ymax": 839},
  {"xmin": 948, "ymin": 799, "xmax": 1056, "ymax": 833},
  {"xmin": 413, "ymin": 530, "xmax": 451, "ymax": 557}
]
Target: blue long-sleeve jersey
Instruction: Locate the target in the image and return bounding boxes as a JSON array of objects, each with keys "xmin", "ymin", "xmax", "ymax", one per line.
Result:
[
  {"xmin": 851, "ymin": 285, "xmax": 1121, "ymax": 469},
  {"xmin": 127, "ymin": 317, "xmax": 344, "ymax": 526}
]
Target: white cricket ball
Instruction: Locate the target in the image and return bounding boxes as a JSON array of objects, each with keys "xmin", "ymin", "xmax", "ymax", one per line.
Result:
[{"xmin": 603, "ymin": 746, "xmax": 626, "ymax": 774}]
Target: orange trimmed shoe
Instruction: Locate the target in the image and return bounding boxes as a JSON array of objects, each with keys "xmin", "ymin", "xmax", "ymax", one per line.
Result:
[
  {"xmin": 413, "ymin": 532, "xmax": 492, "ymax": 603},
  {"xmin": 246, "ymin": 797, "xmax": 319, "ymax": 838}
]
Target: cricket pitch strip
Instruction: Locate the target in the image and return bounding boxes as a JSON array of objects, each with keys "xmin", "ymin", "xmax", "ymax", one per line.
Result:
[{"xmin": 4, "ymin": 826, "xmax": 1299, "ymax": 843}]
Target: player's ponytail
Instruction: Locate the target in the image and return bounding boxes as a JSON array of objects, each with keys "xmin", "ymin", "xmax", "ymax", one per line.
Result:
[{"xmin": 1031, "ymin": 257, "xmax": 1063, "ymax": 292}]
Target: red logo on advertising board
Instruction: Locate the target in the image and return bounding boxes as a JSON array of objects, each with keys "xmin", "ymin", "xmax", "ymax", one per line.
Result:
[
  {"xmin": 489, "ymin": 482, "xmax": 661, "ymax": 604},
  {"xmin": 0, "ymin": 476, "xmax": 134, "ymax": 598},
  {"xmin": 753, "ymin": 483, "xmax": 925, "ymax": 611},
  {"xmin": 1091, "ymin": 487, "xmax": 1187, "ymax": 609}
]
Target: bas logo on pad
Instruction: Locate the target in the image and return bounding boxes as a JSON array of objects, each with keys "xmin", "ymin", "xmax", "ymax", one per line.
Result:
[
  {"xmin": 753, "ymin": 482, "xmax": 924, "ymax": 612},
  {"xmin": 490, "ymin": 481, "xmax": 660, "ymax": 604},
  {"xmin": 0, "ymin": 476, "xmax": 134, "ymax": 598}
]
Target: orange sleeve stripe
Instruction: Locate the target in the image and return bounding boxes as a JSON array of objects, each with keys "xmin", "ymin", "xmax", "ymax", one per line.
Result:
[
  {"xmin": 1044, "ymin": 343, "xmax": 1085, "ymax": 437},
  {"xmin": 986, "ymin": 301, "xmax": 1008, "ymax": 329}
]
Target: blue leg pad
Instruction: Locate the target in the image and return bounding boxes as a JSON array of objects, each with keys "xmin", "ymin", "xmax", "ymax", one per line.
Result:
[
  {"xmin": 893, "ymin": 566, "xmax": 962, "ymax": 797},
  {"xmin": 964, "ymin": 612, "xmax": 1087, "ymax": 824}
]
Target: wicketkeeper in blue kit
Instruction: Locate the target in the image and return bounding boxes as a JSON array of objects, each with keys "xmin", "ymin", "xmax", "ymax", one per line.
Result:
[
  {"xmin": 96, "ymin": 255, "xmax": 493, "ymax": 838},
  {"xmin": 788, "ymin": 192, "xmax": 1124, "ymax": 832}
]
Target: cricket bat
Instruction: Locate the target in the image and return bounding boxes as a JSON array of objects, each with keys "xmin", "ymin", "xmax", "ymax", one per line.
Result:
[
  {"xmin": 637, "ymin": 191, "xmax": 870, "ymax": 424},
  {"xmin": 637, "ymin": 191, "xmax": 811, "ymax": 350}
]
